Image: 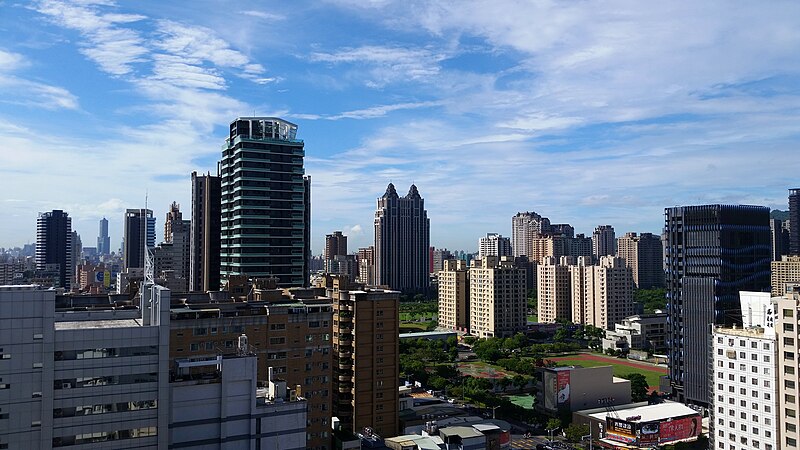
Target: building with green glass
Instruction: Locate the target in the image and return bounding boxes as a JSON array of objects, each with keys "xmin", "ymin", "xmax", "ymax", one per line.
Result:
[{"xmin": 219, "ymin": 117, "xmax": 310, "ymax": 287}]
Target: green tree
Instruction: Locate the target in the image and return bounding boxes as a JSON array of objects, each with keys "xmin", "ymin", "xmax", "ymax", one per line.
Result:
[
  {"xmin": 564, "ymin": 423, "xmax": 589, "ymax": 443},
  {"xmin": 546, "ymin": 418, "xmax": 562, "ymax": 436},
  {"xmin": 553, "ymin": 328, "xmax": 568, "ymax": 342},
  {"xmin": 621, "ymin": 373, "xmax": 649, "ymax": 402}
]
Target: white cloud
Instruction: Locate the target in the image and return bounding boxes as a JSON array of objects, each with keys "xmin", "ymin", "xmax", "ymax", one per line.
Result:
[
  {"xmin": 241, "ymin": 10, "xmax": 285, "ymax": 21},
  {"xmin": 309, "ymin": 45, "xmax": 450, "ymax": 87}
]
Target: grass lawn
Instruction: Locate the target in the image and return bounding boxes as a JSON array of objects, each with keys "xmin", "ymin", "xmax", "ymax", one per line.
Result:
[
  {"xmin": 505, "ymin": 394, "xmax": 536, "ymax": 409},
  {"xmin": 400, "ymin": 312, "xmax": 438, "ymax": 321},
  {"xmin": 551, "ymin": 357, "xmax": 666, "ymax": 387},
  {"xmin": 527, "ymin": 314, "xmax": 538, "ymax": 323},
  {"xmin": 399, "ymin": 321, "xmax": 437, "ymax": 333}
]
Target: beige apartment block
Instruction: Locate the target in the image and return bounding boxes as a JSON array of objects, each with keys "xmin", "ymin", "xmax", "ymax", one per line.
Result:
[
  {"xmin": 585, "ymin": 256, "xmax": 634, "ymax": 330},
  {"xmin": 438, "ymin": 259, "xmax": 469, "ymax": 332},
  {"xmin": 616, "ymin": 232, "xmax": 664, "ymax": 289},
  {"xmin": 329, "ymin": 283, "xmax": 400, "ymax": 439},
  {"xmin": 537, "ymin": 256, "xmax": 574, "ymax": 323},
  {"xmin": 772, "ymin": 255, "xmax": 800, "ymax": 296},
  {"xmin": 569, "ymin": 257, "xmax": 593, "ymax": 324},
  {"xmin": 468, "ymin": 256, "xmax": 527, "ymax": 338}
]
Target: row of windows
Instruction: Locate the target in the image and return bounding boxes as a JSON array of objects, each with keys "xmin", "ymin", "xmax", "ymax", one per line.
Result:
[
  {"xmin": 54, "ymin": 400, "xmax": 157, "ymax": 418},
  {"xmin": 54, "ymin": 346, "xmax": 158, "ymax": 361},
  {"xmin": 53, "ymin": 427, "xmax": 157, "ymax": 447},
  {"xmin": 54, "ymin": 373, "xmax": 158, "ymax": 389}
]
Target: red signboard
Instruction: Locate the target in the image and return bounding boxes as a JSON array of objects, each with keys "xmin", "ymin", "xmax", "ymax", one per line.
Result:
[{"xmin": 658, "ymin": 416, "xmax": 701, "ymax": 444}]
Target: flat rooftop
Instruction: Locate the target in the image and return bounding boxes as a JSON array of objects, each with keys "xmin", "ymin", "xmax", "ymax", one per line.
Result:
[
  {"xmin": 55, "ymin": 318, "xmax": 142, "ymax": 330},
  {"xmin": 586, "ymin": 402, "xmax": 697, "ymax": 423},
  {"xmin": 439, "ymin": 426, "xmax": 484, "ymax": 439}
]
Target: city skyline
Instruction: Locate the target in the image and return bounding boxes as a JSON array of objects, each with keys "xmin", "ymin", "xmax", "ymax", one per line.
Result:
[{"xmin": 2, "ymin": 2, "xmax": 800, "ymax": 252}]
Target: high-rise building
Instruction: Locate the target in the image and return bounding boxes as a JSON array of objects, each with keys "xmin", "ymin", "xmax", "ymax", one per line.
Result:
[
  {"xmin": 616, "ymin": 232, "xmax": 664, "ymax": 289},
  {"xmin": 0, "ymin": 285, "xmax": 306, "ymax": 450},
  {"xmin": 771, "ymin": 218, "xmax": 790, "ymax": 261},
  {"xmin": 325, "ymin": 231, "xmax": 347, "ymax": 272},
  {"xmin": 772, "ymin": 255, "xmax": 800, "ymax": 296},
  {"xmin": 219, "ymin": 117, "xmax": 310, "ymax": 287},
  {"xmin": 592, "ymin": 225, "xmax": 615, "ymax": 258},
  {"xmin": 153, "ymin": 202, "xmax": 191, "ymax": 292},
  {"xmin": 122, "ymin": 208, "xmax": 155, "ymax": 271},
  {"xmin": 712, "ymin": 292, "xmax": 777, "ymax": 450},
  {"xmin": 329, "ymin": 283, "xmax": 400, "ymax": 438},
  {"xmin": 791, "ymin": 188, "xmax": 800, "ymax": 255},
  {"xmin": 570, "ymin": 256, "xmax": 634, "ymax": 330},
  {"xmin": 665, "ymin": 204, "xmax": 771, "ymax": 406},
  {"xmin": 511, "ymin": 211, "xmax": 551, "ymax": 257},
  {"xmin": 35, "ymin": 209, "xmax": 72, "ymax": 289},
  {"xmin": 478, "ymin": 233, "xmax": 512, "ymax": 258},
  {"xmin": 97, "ymin": 217, "xmax": 110, "ymax": 255},
  {"xmin": 550, "ymin": 223, "xmax": 574, "ymax": 238},
  {"xmin": 190, "ymin": 171, "xmax": 221, "ymax": 292},
  {"xmin": 357, "ymin": 246, "xmax": 376, "ymax": 285},
  {"xmin": 69, "ymin": 231, "xmax": 81, "ymax": 289},
  {"xmin": 537, "ymin": 256, "xmax": 575, "ymax": 323},
  {"xmin": 168, "ymin": 286, "xmax": 333, "ymax": 449},
  {"xmin": 374, "ymin": 183, "xmax": 430, "ymax": 293},
  {"xmin": 468, "ymin": 256, "xmax": 527, "ymax": 338},
  {"xmin": 778, "ymin": 286, "xmax": 800, "ymax": 449},
  {"xmin": 438, "ymin": 259, "xmax": 469, "ymax": 332},
  {"xmin": 431, "ymin": 248, "xmax": 452, "ymax": 274}
]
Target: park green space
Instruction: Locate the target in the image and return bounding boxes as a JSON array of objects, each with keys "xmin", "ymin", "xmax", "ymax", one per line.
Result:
[{"xmin": 551, "ymin": 356, "xmax": 665, "ymax": 387}]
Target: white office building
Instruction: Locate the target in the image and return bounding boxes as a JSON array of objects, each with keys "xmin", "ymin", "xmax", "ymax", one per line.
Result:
[
  {"xmin": 711, "ymin": 291, "xmax": 778, "ymax": 450},
  {"xmin": 478, "ymin": 233, "xmax": 512, "ymax": 258}
]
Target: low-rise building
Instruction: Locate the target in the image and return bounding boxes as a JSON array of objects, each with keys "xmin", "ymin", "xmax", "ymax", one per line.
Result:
[
  {"xmin": 601, "ymin": 313, "xmax": 668, "ymax": 353},
  {"xmin": 573, "ymin": 401, "xmax": 702, "ymax": 448},
  {"xmin": 534, "ymin": 365, "xmax": 631, "ymax": 415}
]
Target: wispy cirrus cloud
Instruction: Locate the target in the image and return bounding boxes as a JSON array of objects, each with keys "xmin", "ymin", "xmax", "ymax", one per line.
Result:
[
  {"xmin": 309, "ymin": 45, "xmax": 451, "ymax": 87},
  {"xmin": 289, "ymin": 100, "xmax": 442, "ymax": 120},
  {"xmin": 0, "ymin": 49, "xmax": 79, "ymax": 110}
]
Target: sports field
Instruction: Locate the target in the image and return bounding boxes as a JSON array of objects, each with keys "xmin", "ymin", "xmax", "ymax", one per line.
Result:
[{"xmin": 549, "ymin": 353, "xmax": 667, "ymax": 388}]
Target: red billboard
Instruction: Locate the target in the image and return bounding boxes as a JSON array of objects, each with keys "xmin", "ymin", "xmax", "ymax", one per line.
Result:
[{"xmin": 658, "ymin": 415, "xmax": 701, "ymax": 444}]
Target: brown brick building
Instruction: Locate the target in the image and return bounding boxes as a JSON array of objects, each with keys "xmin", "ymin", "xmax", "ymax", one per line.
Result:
[
  {"xmin": 168, "ymin": 286, "xmax": 333, "ymax": 450},
  {"xmin": 328, "ymin": 281, "xmax": 399, "ymax": 438}
]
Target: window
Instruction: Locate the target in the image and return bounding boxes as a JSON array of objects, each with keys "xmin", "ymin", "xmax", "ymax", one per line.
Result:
[
  {"xmin": 784, "ymin": 309, "xmax": 794, "ymax": 318},
  {"xmin": 193, "ymin": 328, "xmax": 207, "ymax": 336},
  {"xmin": 190, "ymin": 343, "xmax": 199, "ymax": 351},
  {"xmin": 788, "ymin": 394, "xmax": 798, "ymax": 404}
]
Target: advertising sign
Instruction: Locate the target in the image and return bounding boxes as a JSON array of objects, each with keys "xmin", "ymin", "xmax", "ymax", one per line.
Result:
[
  {"xmin": 606, "ymin": 418, "xmax": 636, "ymax": 444},
  {"xmin": 104, "ymin": 270, "xmax": 111, "ymax": 288},
  {"xmin": 636, "ymin": 421, "xmax": 660, "ymax": 445},
  {"xmin": 556, "ymin": 370, "xmax": 570, "ymax": 404},
  {"xmin": 95, "ymin": 272, "xmax": 104, "ymax": 283},
  {"xmin": 659, "ymin": 415, "xmax": 701, "ymax": 444}
]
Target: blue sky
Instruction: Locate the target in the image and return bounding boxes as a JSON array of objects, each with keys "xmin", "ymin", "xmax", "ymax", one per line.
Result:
[{"xmin": 1, "ymin": 1, "xmax": 799, "ymax": 254}]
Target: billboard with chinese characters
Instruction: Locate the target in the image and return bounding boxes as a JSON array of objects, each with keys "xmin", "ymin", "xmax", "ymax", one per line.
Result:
[
  {"xmin": 606, "ymin": 417, "xmax": 636, "ymax": 444},
  {"xmin": 658, "ymin": 416, "xmax": 701, "ymax": 444}
]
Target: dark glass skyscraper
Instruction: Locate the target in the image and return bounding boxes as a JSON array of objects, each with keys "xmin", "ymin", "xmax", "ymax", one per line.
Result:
[
  {"xmin": 665, "ymin": 205, "xmax": 770, "ymax": 406},
  {"xmin": 374, "ymin": 183, "xmax": 430, "ymax": 293},
  {"xmin": 36, "ymin": 210, "xmax": 72, "ymax": 289},
  {"xmin": 790, "ymin": 188, "xmax": 800, "ymax": 255},
  {"xmin": 219, "ymin": 117, "xmax": 309, "ymax": 287},
  {"xmin": 123, "ymin": 209, "xmax": 155, "ymax": 271}
]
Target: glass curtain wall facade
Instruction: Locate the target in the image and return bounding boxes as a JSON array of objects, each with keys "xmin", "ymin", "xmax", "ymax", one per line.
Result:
[
  {"xmin": 665, "ymin": 204, "xmax": 771, "ymax": 407},
  {"xmin": 219, "ymin": 117, "xmax": 309, "ymax": 287}
]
